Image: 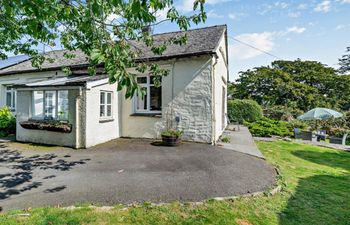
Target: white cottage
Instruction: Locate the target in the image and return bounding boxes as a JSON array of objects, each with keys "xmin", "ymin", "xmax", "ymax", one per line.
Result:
[{"xmin": 0, "ymin": 25, "xmax": 229, "ymax": 148}]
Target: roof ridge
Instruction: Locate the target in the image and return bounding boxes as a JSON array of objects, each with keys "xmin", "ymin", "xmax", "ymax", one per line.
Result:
[{"xmin": 151, "ymin": 24, "xmax": 227, "ymax": 37}]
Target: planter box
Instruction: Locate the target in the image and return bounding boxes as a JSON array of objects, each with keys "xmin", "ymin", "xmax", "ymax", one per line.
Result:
[
  {"xmin": 161, "ymin": 135, "xmax": 181, "ymax": 146},
  {"xmin": 329, "ymin": 136, "xmax": 343, "ymax": 145},
  {"xmin": 20, "ymin": 120, "xmax": 72, "ymax": 133}
]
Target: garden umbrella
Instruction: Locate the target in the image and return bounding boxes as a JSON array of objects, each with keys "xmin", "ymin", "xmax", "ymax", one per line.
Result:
[{"xmin": 297, "ymin": 107, "xmax": 343, "ymax": 121}]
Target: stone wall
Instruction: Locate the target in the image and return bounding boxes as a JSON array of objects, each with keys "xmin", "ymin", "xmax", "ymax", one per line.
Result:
[{"xmin": 156, "ymin": 58, "xmax": 213, "ymax": 143}]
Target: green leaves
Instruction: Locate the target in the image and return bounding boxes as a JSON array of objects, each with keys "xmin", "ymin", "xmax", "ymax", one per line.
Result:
[
  {"xmin": 233, "ymin": 60, "xmax": 350, "ymax": 112},
  {"xmin": 0, "ymin": 0, "xmax": 207, "ymax": 99}
]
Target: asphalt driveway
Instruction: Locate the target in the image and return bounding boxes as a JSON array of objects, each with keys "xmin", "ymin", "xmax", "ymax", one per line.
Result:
[{"xmin": 0, "ymin": 138, "xmax": 276, "ymax": 211}]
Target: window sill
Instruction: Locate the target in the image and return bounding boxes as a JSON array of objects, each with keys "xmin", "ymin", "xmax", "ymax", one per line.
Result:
[
  {"xmin": 130, "ymin": 113, "xmax": 162, "ymax": 118},
  {"xmin": 99, "ymin": 118, "xmax": 114, "ymax": 123}
]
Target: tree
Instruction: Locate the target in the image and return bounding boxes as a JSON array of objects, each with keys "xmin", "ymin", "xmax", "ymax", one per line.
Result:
[
  {"xmin": 339, "ymin": 47, "xmax": 350, "ymax": 74},
  {"xmin": 0, "ymin": 0, "xmax": 207, "ymax": 98},
  {"xmin": 232, "ymin": 60, "xmax": 349, "ymax": 111}
]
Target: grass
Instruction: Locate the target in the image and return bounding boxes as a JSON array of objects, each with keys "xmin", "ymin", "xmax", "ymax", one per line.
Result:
[{"xmin": 1, "ymin": 141, "xmax": 349, "ymax": 225}]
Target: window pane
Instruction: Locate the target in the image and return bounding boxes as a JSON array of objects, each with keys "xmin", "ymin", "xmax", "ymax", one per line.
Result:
[
  {"xmin": 44, "ymin": 91, "xmax": 56, "ymax": 119},
  {"xmin": 100, "ymin": 92, "xmax": 105, "ymax": 104},
  {"xmin": 107, "ymin": 105, "xmax": 112, "ymax": 117},
  {"xmin": 100, "ymin": 105, "xmax": 105, "ymax": 117},
  {"xmin": 136, "ymin": 87, "xmax": 147, "ymax": 111},
  {"xmin": 12, "ymin": 91, "xmax": 16, "ymax": 109},
  {"xmin": 150, "ymin": 86, "xmax": 161, "ymax": 111},
  {"xmin": 107, "ymin": 93, "xmax": 112, "ymax": 104},
  {"xmin": 33, "ymin": 91, "xmax": 44, "ymax": 118},
  {"xmin": 58, "ymin": 90, "xmax": 69, "ymax": 120},
  {"xmin": 137, "ymin": 77, "xmax": 147, "ymax": 84},
  {"xmin": 6, "ymin": 92, "xmax": 11, "ymax": 108}
]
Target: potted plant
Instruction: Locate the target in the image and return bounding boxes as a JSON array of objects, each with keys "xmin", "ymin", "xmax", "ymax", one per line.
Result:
[{"xmin": 161, "ymin": 129, "xmax": 183, "ymax": 146}]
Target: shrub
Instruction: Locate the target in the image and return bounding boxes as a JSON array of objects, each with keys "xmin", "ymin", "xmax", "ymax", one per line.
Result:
[
  {"xmin": 161, "ymin": 129, "xmax": 183, "ymax": 138},
  {"xmin": 244, "ymin": 117, "xmax": 293, "ymax": 137},
  {"xmin": 0, "ymin": 107, "xmax": 16, "ymax": 137},
  {"xmin": 264, "ymin": 105, "xmax": 303, "ymax": 121},
  {"xmin": 220, "ymin": 136, "xmax": 230, "ymax": 143},
  {"xmin": 227, "ymin": 99, "xmax": 263, "ymax": 123},
  {"xmin": 285, "ymin": 120, "xmax": 308, "ymax": 133}
]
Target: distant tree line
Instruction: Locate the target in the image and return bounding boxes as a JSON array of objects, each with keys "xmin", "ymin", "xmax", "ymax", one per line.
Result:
[{"xmin": 229, "ymin": 59, "xmax": 350, "ymax": 112}]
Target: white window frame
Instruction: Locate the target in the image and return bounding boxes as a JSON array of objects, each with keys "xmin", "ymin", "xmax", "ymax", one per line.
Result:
[
  {"xmin": 31, "ymin": 90, "xmax": 69, "ymax": 121},
  {"xmin": 100, "ymin": 91, "xmax": 113, "ymax": 120},
  {"xmin": 133, "ymin": 75, "xmax": 162, "ymax": 114},
  {"xmin": 5, "ymin": 86, "xmax": 16, "ymax": 112}
]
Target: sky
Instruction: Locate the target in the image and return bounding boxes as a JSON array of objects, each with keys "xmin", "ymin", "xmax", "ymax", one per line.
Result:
[
  {"xmin": 154, "ymin": 0, "xmax": 350, "ymax": 81},
  {"xmin": 2, "ymin": 0, "xmax": 350, "ymax": 82}
]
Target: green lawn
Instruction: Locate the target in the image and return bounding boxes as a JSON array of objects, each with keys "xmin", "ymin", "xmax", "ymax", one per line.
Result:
[{"xmin": 1, "ymin": 141, "xmax": 350, "ymax": 225}]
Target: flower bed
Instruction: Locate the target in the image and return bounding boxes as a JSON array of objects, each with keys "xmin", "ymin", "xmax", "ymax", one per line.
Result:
[{"xmin": 19, "ymin": 120, "xmax": 72, "ymax": 133}]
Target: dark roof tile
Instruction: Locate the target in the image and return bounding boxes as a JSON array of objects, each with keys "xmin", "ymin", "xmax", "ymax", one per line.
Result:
[{"xmin": 0, "ymin": 25, "xmax": 226, "ymax": 75}]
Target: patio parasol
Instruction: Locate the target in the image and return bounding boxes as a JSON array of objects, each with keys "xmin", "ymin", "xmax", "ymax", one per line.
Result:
[{"xmin": 297, "ymin": 107, "xmax": 343, "ymax": 121}]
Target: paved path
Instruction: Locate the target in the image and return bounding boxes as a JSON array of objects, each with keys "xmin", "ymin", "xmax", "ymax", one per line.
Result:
[
  {"xmin": 218, "ymin": 125, "xmax": 265, "ymax": 159},
  {"xmin": 0, "ymin": 138, "xmax": 275, "ymax": 211}
]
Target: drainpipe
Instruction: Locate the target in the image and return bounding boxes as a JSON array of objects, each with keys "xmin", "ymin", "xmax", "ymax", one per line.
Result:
[
  {"xmin": 75, "ymin": 87, "xmax": 83, "ymax": 149},
  {"xmin": 211, "ymin": 55, "xmax": 218, "ymax": 145}
]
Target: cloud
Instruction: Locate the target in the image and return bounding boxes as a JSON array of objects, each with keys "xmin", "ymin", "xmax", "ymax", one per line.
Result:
[
  {"xmin": 286, "ymin": 26, "xmax": 306, "ymax": 34},
  {"xmin": 335, "ymin": 24, "xmax": 350, "ymax": 30},
  {"xmin": 228, "ymin": 14, "xmax": 237, "ymax": 20},
  {"xmin": 230, "ymin": 26, "xmax": 306, "ymax": 60},
  {"xmin": 155, "ymin": 7, "xmax": 170, "ymax": 21},
  {"xmin": 228, "ymin": 12, "xmax": 247, "ymax": 20},
  {"xmin": 178, "ymin": 0, "xmax": 229, "ymax": 12},
  {"xmin": 230, "ymin": 32, "xmax": 275, "ymax": 60},
  {"xmin": 338, "ymin": 0, "xmax": 350, "ymax": 3},
  {"xmin": 258, "ymin": 1, "xmax": 289, "ymax": 15},
  {"xmin": 314, "ymin": 1, "xmax": 331, "ymax": 13},
  {"xmin": 297, "ymin": 3, "xmax": 308, "ymax": 10},
  {"xmin": 287, "ymin": 12, "xmax": 301, "ymax": 18},
  {"xmin": 207, "ymin": 10, "xmax": 224, "ymax": 18}
]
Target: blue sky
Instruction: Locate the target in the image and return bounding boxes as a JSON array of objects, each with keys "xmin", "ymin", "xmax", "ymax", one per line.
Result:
[
  {"xmin": 155, "ymin": 0, "xmax": 350, "ymax": 81},
  {"xmin": 3, "ymin": 1, "xmax": 350, "ymax": 82}
]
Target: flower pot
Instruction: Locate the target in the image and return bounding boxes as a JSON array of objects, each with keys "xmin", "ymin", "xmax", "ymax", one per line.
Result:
[{"xmin": 161, "ymin": 135, "xmax": 181, "ymax": 146}]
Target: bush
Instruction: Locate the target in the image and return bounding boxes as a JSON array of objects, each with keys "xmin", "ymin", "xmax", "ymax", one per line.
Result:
[
  {"xmin": 0, "ymin": 107, "xmax": 16, "ymax": 137},
  {"xmin": 161, "ymin": 129, "xmax": 183, "ymax": 138},
  {"xmin": 244, "ymin": 117, "xmax": 293, "ymax": 137},
  {"xmin": 285, "ymin": 120, "xmax": 308, "ymax": 133},
  {"xmin": 227, "ymin": 99, "xmax": 263, "ymax": 123},
  {"xmin": 264, "ymin": 105, "xmax": 303, "ymax": 121}
]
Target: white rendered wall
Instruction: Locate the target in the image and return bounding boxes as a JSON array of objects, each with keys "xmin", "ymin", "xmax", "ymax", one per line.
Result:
[
  {"xmin": 84, "ymin": 82, "xmax": 120, "ymax": 148},
  {"xmin": 121, "ymin": 55, "xmax": 214, "ymax": 143},
  {"xmin": 213, "ymin": 33, "xmax": 229, "ymax": 141}
]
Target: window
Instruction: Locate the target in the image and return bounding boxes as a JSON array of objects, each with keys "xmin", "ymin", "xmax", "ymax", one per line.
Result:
[
  {"xmin": 32, "ymin": 90, "xmax": 69, "ymax": 120},
  {"xmin": 134, "ymin": 76, "xmax": 161, "ymax": 113},
  {"xmin": 100, "ymin": 91, "xmax": 112, "ymax": 119},
  {"xmin": 6, "ymin": 86, "xmax": 16, "ymax": 112}
]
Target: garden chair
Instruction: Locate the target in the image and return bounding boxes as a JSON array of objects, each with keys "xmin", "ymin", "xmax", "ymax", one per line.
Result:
[
  {"xmin": 316, "ymin": 130, "xmax": 327, "ymax": 141},
  {"xmin": 293, "ymin": 128, "xmax": 302, "ymax": 139},
  {"xmin": 301, "ymin": 131, "xmax": 313, "ymax": 141}
]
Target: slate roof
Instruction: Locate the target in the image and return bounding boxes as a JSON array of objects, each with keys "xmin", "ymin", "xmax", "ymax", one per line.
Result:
[
  {"xmin": 0, "ymin": 25, "xmax": 226, "ymax": 76},
  {"xmin": 0, "ymin": 55, "xmax": 30, "ymax": 69},
  {"xmin": 15, "ymin": 74, "xmax": 108, "ymax": 88}
]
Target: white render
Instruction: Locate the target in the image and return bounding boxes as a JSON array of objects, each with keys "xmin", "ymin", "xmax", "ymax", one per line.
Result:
[
  {"xmin": 0, "ymin": 27, "xmax": 228, "ymax": 147},
  {"xmin": 84, "ymin": 79, "xmax": 120, "ymax": 148}
]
